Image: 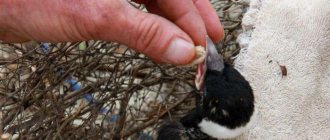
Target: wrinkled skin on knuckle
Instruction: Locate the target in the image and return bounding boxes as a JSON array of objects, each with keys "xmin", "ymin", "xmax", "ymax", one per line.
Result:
[
  {"xmin": 132, "ymin": 15, "xmax": 168, "ymax": 62},
  {"xmin": 80, "ymin": 1, "xmax": 128, "ymax": 41}
]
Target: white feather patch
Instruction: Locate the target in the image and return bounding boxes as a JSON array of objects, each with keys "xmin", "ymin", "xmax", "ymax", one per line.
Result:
[{"xmin": 198, "ymin": 109, "xmax": 257, "ymax": 139}]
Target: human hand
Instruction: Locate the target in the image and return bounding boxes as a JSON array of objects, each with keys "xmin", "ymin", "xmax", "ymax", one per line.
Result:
[{"xmin": 0, "ymin": 0, "xmax": 224, "ymax": 65}]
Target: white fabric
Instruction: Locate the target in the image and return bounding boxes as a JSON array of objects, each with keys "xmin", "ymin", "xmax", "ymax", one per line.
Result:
[{"xmin": 234, "ymin": 0, "xmax": 330, "ymax": 139}]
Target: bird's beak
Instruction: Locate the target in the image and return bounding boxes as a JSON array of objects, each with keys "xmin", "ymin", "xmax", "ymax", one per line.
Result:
[
  {"xmin": 195, "ymin": 59, "xmax": 206, "ymax": 90},
  {"xmin": 195, "ymin": 36, "xmax": 224, "ymax": 90}
]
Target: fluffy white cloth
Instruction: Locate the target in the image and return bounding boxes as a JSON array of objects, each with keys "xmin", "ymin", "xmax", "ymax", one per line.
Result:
[{"xmin": 234, "ymin": 0, "xmax": 330, "ymax": 139}]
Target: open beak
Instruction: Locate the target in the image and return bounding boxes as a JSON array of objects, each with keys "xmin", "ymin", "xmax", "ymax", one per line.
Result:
[
  {"xmin": 195, "ymin": 36, "xmax": 225, "ymax": 90},
  {"xmin": 195, "ymin": 56, "xmax": 206, "ymax": 90}
]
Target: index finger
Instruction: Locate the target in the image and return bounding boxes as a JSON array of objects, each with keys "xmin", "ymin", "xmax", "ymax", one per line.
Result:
[
  {"xmin": 156, "ymin": 0, "xmax": 208, "ymax": 46},
  {"xmin": 193, "ymin": 0, "xmax": 224, "ymax": 42}
]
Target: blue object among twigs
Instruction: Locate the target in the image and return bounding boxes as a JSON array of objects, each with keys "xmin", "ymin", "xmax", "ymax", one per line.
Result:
[{"xmin": 40, "ymin": 43, "xmax": 118, "ymax": 123}]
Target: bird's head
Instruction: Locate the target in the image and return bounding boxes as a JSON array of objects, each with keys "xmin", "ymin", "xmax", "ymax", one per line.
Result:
[
  {"xmin": 195, "ymin": 36, "xmax": 224, "ymax": 90},
  {"xmin": 193, "ymin": 37, "xmax": 255, "ymax": 139}
]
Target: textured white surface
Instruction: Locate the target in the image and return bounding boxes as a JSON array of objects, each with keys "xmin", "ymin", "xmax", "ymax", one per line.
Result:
[{"xmin": 234, "ymin": 0, "xmax": 330, "ymax": 139}]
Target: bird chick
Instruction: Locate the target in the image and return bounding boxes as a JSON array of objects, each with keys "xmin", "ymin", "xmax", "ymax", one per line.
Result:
[
  {"xmin": 157, "ymin": 37, "xmax": 255, "ymax": 139},
  {"xmin": 190, "ymin": 37, "xmax": 255, "ymax": 139}
]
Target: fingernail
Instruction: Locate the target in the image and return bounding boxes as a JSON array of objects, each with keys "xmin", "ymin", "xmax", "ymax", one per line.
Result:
[{"xmin": 163, "ymin": 38, "xmax": 195, "ymax": 64}]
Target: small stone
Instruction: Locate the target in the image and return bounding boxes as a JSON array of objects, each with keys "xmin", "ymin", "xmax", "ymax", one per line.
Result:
[
  {"xmin": 228, "ymin": 5, "xmax": 243, "ymax": 19},
  {"xmin": 30, "ymin": 65, "xmax": 37, "ymax": 72}
]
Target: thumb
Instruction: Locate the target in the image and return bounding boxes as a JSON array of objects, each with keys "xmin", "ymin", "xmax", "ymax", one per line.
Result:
[{"xmin": 113, "ymin": 5, "xmax": 196, "ymax": 65}]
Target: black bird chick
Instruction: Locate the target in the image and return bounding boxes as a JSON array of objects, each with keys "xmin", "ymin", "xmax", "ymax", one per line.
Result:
[
  {"xmin": 157, "ymin": 37, "xmax": 255, "ymax": 140},
  {"xmin": 158, "ymin": 121, "xmax": 209, "ymax": 140}
]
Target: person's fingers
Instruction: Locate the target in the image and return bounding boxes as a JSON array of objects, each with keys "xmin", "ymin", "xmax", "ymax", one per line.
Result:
[
  {"xmin": 133, "ymin": 0, "xmax": 165, "ymax": 16},
  {"xmin": 134, "ymin": 0, "xmax": 224, "ymax": 43},
  {"xmin": 192, "ymin": 0, "xmax": 224, "ymax": 42},
  {"xmin": 0, "ymin": 0, "xmax": 195, "ymax": 65},
  {"xmin": 127, "ymin": 10, "xmax": 196, "ymax": 64},
  {"xmin": 0, "ymin": 31, "xmax": 29, "ymax": 42},
  {"xmin": 156, "ymin": 0, "xmax": 207, "ymax": 46},
  {"xmin": 132, "ymin": 0, "xmax": 147, "ymax": 4},
  {"xmin": 97, "ymin": 2, "xmax": 196, "ymax": 65}
]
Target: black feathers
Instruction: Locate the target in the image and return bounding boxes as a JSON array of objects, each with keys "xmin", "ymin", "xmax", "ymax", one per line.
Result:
[
  {"xmin": 157, "ymin": 121, "xmax": 209, "ymax": 140},
  {"xmin": 203, "ymin": 64, "xmax": 254, "ymax": 129},
  {"xmin": 157, "ymin": 121, "xmax": 185, "ymax": 140},
  {"xmin": 180, "ymin": 108, "xmax": 203, "ymax": 129}
]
